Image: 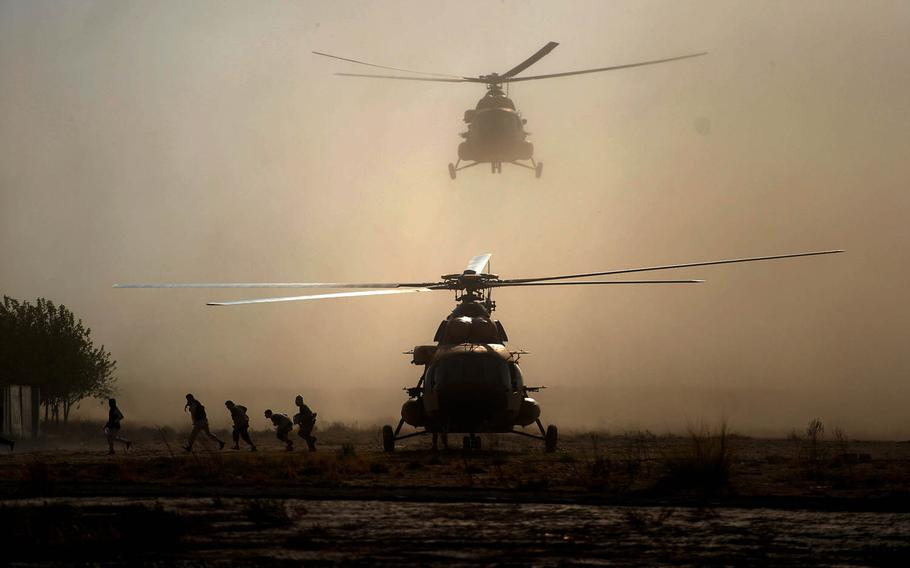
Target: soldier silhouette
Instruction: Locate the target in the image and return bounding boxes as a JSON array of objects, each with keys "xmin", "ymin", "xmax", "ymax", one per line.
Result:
[
  {"xmin": 183, "ymin": 394, "xmax": 225, "ymax": 452},
  {"xmin": 264, "ymin": 409, "xmax": 294, "ymax": 451},
  {"xmin": 0, "ymin": 436, "xmax": 13, "ymax": 452},
  {"xmin": 293, "ymin": 395, "xmax": 318, "ymax": 452},
  {"xmin": 104, "ymin": 398, "xmax": 131, "ymax": 455},
  {"xmin": 225, "ymin": 400, "xmax": 256, "ymax": 451}
]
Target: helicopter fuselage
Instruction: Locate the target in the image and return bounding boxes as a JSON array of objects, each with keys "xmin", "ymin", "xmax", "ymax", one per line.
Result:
[
  {"xmin": 458, "ymin": 94, "xmax": 533, "ymax": 164},
  {"xmin": 400, "ymin": 305, "xmax": 541, "ymax": 435},
  {"xmin": 449, "ymin": 88, "xmax": 542, "ymax": 178},
  {"xmin": 403, "ymin": 343, "xmax": 541, "ymax": 433}
]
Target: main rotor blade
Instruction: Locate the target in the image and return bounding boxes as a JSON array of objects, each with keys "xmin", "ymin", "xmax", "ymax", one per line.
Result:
[
  {"xmin": 207, "ymin": 288, "xmax": 440, "ymax": 307},
  {"xmin": 465, "ymin": 253, "xmax": 492, "ymax": 274},
  {"xmin": 335, "ymin": 72, "xmax": 471, "ymax": 83},
  {"xmin": 498, "ymin": 51, "xmax": 708, "ymax": 83},
  {"xmin": 113, "ymin": 282, "xmax": 439, "ymax": 289},
  {"xmin": 312, "ymin": 51, "xmax": 463, "ymax": 79},
  {"xmin": 493, "ymin": 280, "xmax": 704, "ymax": 288},
  {"xmin": 501, "ymin": 41, "xmax": 560, "ymax": 78},
  {"xmin": 501, "ymin": 250, "xmax": 844, "ymax": 285}
]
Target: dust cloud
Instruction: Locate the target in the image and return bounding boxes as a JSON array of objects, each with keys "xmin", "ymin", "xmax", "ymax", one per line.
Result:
[{"xmin": 1, "ymin": 1, "xmax": 908, "ymax": 437}]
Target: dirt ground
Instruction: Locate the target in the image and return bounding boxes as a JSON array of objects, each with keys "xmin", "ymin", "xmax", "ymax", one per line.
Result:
[{"xmin": 2, "ymin": 426, "xmax": 910, "ymax": 565}]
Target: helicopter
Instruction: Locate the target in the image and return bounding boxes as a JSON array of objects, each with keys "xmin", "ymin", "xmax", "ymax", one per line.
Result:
[
  {"xmin": 313, "ymin": 43, "xmax": 707, "ymax": 179},
  {"xmin": 115, "ymin": 248, "xmax": 842, "ymax": 452}
]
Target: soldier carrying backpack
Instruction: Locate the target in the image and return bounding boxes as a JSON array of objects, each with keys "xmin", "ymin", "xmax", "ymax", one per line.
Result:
[
  {"xmin": 264, "ymin": 409, "xmax": 294, "ymax": 451},
  {"xmin": 225, "ymin": 400, "xmax": 256, "ymax": 452}
]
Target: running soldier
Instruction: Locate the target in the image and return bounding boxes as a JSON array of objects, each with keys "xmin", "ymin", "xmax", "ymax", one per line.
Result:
[
  {"xmin": 225, "ymin": 400, "xmax": 256, "ymax": 451},
  {"xmin": 293, "ymin": 395, "xmax": 318, "ymax": 452},
  {"xmin": 104, "ymin": 398, "xmax": 131, "ymax": 455},
  {"xmin": 183, "ymin": 393, "xmax": 225, "ymax": 452},
  {"xmin": 264, "ymin": 409, "xmax": 294, "ymax": 451}
]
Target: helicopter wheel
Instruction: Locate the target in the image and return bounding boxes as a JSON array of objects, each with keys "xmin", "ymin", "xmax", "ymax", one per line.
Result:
[
  {"xmin": 382, "ymin": 425, "xmax": 395, "ymax": 453},
  {"xmin": 490, "ymin": 162, "xmax": 496, "ymax": 174},
  {"xmin": 544, "ymin": 425, "xmax": 558, "ymax": 453},
  {"xmin": 448, "ymin": 163, "xmax": 456, "ymax": 180},
  {"xmin": 535, "ymin": 162, "xmax": 543, "ymax": 179}
]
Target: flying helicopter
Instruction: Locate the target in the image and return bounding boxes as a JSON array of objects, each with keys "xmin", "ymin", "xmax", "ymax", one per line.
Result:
[
  {"xmin": 313, "ymin": 43, "xmax": 707, "ymax": 179},
  {"xmin": 115, "ymin": 248, "xmax": 842, "ymax": 452}
]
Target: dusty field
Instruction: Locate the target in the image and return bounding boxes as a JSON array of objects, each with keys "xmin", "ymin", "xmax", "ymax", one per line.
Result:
[{"xmin": 2, "ymin": 426, "xmax": 910, "ymax": 565}]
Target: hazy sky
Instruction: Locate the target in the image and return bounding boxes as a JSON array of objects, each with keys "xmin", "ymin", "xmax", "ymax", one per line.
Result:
[{"xmin": 2, "ymin": 1, "xmax": 908, "ymax": 437}]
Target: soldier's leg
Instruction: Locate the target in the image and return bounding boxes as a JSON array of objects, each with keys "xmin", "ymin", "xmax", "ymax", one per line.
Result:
[
  {"xmin": 186, "ymin": 421, "xmax": 203, "ymax": 450},
  {"xmin": 278, "ymin": 427, "xmax": 293, "ymax": 450},
  {"xmin": 111, "ymin": 429, "xmax": 130, "ymax": 448},
  {"xmin": 302, "ymin": 422, "xmax": 317, "ymax": 451},
  {"xmin": 105, "ymin": 428, "xmax": 116, "ymax": 454},
  {"xmin": 240, "ymin": 427, "xmax": 255, "ymax": 449},
  {"xmin": 232, "ymin": 427, "xmax": 241, "ymax": 450},
  {"xmin": 0, "ymin": 436, "xmax": 13, "ymax": 451},
  {"xmin": 201, "ymin": 421, "xmax": 226, "ymax": 449}
]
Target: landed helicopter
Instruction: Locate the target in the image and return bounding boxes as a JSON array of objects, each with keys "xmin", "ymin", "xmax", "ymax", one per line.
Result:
[
  {"xmin": 313, "ymin": 43, "xmax": 707, "ymax": 179},
  {"xmin": 115, "ymin": 249, "xmax": 841, "ymax": 452}
]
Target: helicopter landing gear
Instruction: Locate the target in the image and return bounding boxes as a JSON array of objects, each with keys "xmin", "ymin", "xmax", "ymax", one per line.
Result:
[
  {"xmin": 510, "ymin": 419, "xmax": 557, "ymax": 452},
  {"xmin": 450, "ymin": 159, "xmax": 541, "ymax": 177},
  {"xmin": 545, "ymin": 424, "xmax": 558, "ymax": 453},
  {"xmin": 462, "ymin": 434, "xmax": 482, "ymax": 451},
  {"xmin": 382, "ymin": 420, "xmax": 436, "ymax": 452},
  {"xmin": 506, "ymin": 159, "xmax": 543, "ymax": 178},
  {"xmin": 448, "ymin": 159, "xmax": 482, "ymax": 179},
  {"xmin": 382, "ymin": 424, "xmax": 395, "ymax": 452}
]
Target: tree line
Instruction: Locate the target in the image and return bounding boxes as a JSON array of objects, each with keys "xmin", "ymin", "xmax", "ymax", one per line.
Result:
[{"xmin": 0, "ymin": 296, "xmax": 116, "ymax": 423}]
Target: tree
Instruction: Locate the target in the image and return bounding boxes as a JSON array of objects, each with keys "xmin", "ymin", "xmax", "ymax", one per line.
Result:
[{"xmin": 0, "ymin": 296, "xmax": 116, "ymax": 423}]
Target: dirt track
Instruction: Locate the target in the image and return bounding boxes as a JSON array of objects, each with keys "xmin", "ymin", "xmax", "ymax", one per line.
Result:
[{"xmin": 4, "ymin": 496, "xmax": 910, "ymax": 566}]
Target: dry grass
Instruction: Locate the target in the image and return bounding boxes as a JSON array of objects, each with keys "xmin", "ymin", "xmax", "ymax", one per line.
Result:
[
  {"xmin": 659, "ymin": 422, "xmax": 734, "ymax": 493},
  {"xmin": 4, "ymin": 422, "xmax": 906, "ymax": 503}
]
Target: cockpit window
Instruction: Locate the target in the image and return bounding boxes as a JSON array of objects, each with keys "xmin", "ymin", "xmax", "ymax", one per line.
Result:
[
  {"xmin": 474, "ymin": 110, "xmax": 521, "ymax": 139},
  {"xmin": 426, "ymin": 355, "xmax": 511, "ymax": 393}
]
